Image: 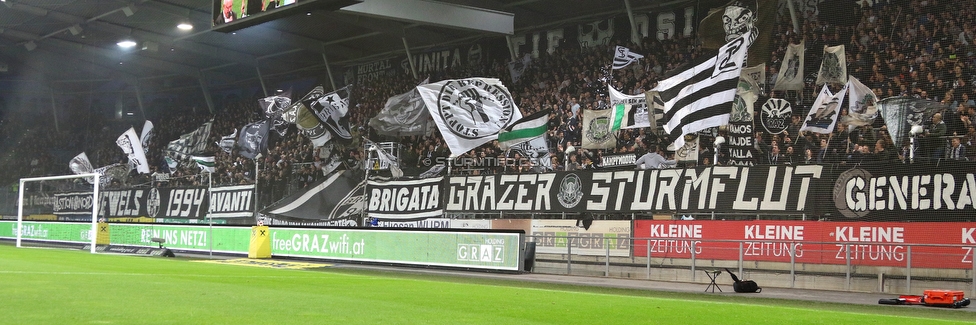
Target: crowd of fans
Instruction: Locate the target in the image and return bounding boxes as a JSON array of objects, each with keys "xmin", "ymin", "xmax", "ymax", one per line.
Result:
[{"xmin": 2, "ymin": 0, "xmax": 975, "ymax": 208}]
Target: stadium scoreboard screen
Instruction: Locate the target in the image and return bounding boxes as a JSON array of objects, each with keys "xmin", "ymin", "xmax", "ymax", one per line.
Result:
[{"xmin": 212, "ymin": 0, "xmax": 362, "ymax": 32}]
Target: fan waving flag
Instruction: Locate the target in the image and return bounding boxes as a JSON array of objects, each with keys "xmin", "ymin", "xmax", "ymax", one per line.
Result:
[
  {"xmin": 816, "ymin": 45, "xmax": 847, "ymax": 85},
  {"xmin": 840, "ymin": 77, "xmax": 879, "ymax": 127},
  {"xmin": 191, "ymin": 156, "xmax": 215, "ymax": 173},
  {"xmin": 773, "ymin": 41, "xmax": 804, "ymax": 91},
  {"xmin": 612, "ymin": 46, "xmax": 643, "ymax": 70},
  {"xmin": 800, "ymin": 84, "xmax": 849, "ymax": 134},
  {"xmin": 498, "ymin": 109, "xmax": 549, "ymax": 150},
  {"xmin": 237, "ymin": 120, "xmax": 270, "ymax": 159},
  {"xmin": 217, "ymin": 128, "xmax": 237, "ymax": 154},
  {"xmin": 417, "ymin": 78, "xmax": 522, "ymax": 157},
  {"xmin": 139, "ymin": 120, "xmax": 154, "ymax": 154},
  {"xmin": 117, "ymin": 127, "xmax": 150, "ymax": 174},
  {"xmin": 654, "ymin": 32, "xmax": 750, "ymax": 148},
  {"xmin": 308, "ymin": 86, "xmax": 353, "ymax": 141},
  {"xmin": 608, "ymin": 85, "xmax": 649, "ymax": 129}
]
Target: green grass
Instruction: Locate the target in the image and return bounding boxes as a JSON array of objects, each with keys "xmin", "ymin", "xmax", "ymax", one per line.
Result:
[{"xmin": 0, "ymin": 243, "xmax": 972, "ymax": 325}]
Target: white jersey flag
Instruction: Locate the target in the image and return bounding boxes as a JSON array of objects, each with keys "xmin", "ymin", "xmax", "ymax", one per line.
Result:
[
  {"xmin": 612, "ymin": 46, "xmax": 644, "ymax": 70},
  {"xmin": 840, "ymin": 76, "xmax": 879, "ymax": 127},
  {"xmin": 816, "ymin": 44, "xmax": 847, "ymax": 85},
  {"xmin": 800, "ymin": 84, "xmax": 849, "ymax": 134},
  {"xmin": 417, "ymin": 78, "xmax": 522, "ymax": 156},
  {"xmin": 773, "ymin": 41, "xmax": 805, "ymax": 91},
  {"xmin": 608, "ymin": 85, "xmax": 650, "ymax": 129},
  {"xmin": 117, "ymin": 127, "xmax": 150, "ymax": 174}
]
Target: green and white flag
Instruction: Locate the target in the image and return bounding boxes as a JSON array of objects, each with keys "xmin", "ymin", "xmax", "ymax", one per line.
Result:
[
  {"xmin": 191, "ymin": 156, "xmax": 215, "ymax": 173},
  {"xmin": 498, "ymin": 109, "xmax": 549, "ymax": 150}
]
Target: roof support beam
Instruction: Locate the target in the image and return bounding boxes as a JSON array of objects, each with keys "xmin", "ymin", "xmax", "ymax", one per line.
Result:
[{"xmin": 340, "ymin": 0, "xmax": 514, "ymax": 35}]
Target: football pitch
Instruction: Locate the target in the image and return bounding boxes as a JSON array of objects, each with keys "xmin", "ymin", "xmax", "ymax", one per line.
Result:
[{"xmin": 1, "ymin": 243, "xmax": 971, "ymax": 325}]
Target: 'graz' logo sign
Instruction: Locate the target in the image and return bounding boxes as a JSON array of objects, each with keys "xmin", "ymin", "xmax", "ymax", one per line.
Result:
[
  {"xmin": 761, "ymin": 98, "xmax": 792, "ymax": 135},
  {"xmin": 436, "ymin": 79, "xmax": 515, "ymax": 139}
]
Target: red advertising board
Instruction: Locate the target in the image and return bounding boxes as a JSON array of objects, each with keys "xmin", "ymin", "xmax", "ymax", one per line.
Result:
[{"xmin": 634, "ymin": 221, "xmax": 976, "ymax": 269}]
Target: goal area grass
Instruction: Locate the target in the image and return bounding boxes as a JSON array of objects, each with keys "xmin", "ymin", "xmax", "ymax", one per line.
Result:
[{"xmin": 0, "ymin": 243, "xmax": 971, "ymax": 325}]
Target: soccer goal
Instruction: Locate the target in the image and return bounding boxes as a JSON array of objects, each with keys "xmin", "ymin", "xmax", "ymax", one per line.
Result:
[{"xmin": 14, "ymin": 173, "xmax": 101, "ymax": 253}]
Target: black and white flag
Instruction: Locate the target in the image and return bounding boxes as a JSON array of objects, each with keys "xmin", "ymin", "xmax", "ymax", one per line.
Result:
[
  {"xmin": 508, "ymin": 54, "xmax": 532, "ymax": 83},
  {"xmin": 217, "ymin": 128, "xmax": 237, "ymax": 154},
  {"xmin": 417, "ymin": 78, "xmax": 522, "ymax": 156},
  {"xmin": 800, "ymin": 84, "xmax": 849, "ymax": 134},
  {"xmin": 612, "ymin": 46, "xmax": 644, "ymax": 70},
  {"xmin": 816, "ymin": 44, "xmax": 847, "ymax": 85},
  {"xmin": 365, "ymin": 139, "xmax": 403, "ymax": 178},
  {"xmin": 654, "ymin": 32, "xmax": 750, "ymax": 148},
  {"xmin": 259, "ymin": 93, "xmax": 292, "ymax": 137},
  {"xmin": 369, "ymin": 78, "xmax": 432, "ymax": 137},
  {"xmin": 307, "ymin": 86, "xmax": 352, "ymax": 141},
  {"xmin": 608, "ymin": 85, "xmax": 649, "ymax": 129},
  {"xmin": 139, "ymin": 120, "xmax": 154, "ymax": 155},
  {"xmin": 237, "ymin": 120, "xmax": 270, "ymax": 159},
  {"xmin": 166, "ymin": 120, "xmax": 212, "ymax": 159},
  {"xmin": 773, "ymin": 41, "xmax": 804, "ymax": 91},
  {"xmin": 69, "ymin": 152, "xmax": 96, "ymax": 184},
  {"xmin": 118, "ymin": 127, "xmax": 150, "ymax": 174},
  {"xmin": 293, "ymin": 86, "xmax": 332, "ymax": 147}
]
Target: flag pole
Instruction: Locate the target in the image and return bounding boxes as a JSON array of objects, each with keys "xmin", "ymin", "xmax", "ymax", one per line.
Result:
[{"xmin": 207, "ymin": 171, "xmax": 213, "ymax": 258}]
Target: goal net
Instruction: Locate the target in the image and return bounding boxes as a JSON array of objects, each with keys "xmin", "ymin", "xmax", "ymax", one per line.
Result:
[{"xmin": 10, "ymin": 173, "xmax": 101, "ymax": 253}]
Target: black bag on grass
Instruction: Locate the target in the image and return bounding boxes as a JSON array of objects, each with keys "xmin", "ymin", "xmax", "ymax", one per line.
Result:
[{"xmin": 725, "ymin": 268, "xmax": 762, "ymax": 293}]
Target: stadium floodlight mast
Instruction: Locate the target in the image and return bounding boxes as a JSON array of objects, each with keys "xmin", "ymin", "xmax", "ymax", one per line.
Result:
[{"xmin": 17, "ymin": 173, "xmax": 100, "ymax": 253}]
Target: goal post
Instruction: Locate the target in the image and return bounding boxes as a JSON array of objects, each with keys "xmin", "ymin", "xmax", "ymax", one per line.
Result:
[{"xmin": 17, "ymin": 173, "xmax": 100, "ymax": 253}]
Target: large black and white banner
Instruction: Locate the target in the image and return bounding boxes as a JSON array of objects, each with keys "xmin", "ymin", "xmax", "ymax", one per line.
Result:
[
  {"xmin": 367, "ymin": 177, "xmax": 444, "ymax": 220},
  {"xmin": 828, "ymin": 161, "xmax": 976, "ymax": 221},
  {"xmin": 166, "ymin": 121, "xmax": 213, "ymax": 159},
  {"xmin": 52, "ymin": 185, "xmax": 254, "ymax": 219},
  {"xmin": 445, "ymin": 166, "xmax": 827, "ymax": 214},
  {"xmin": 262, "ymin": 170, "xmax": 364, "ymax": 226},
  {"xmin": 209, "ymin": 185, "xmax": 256, "ymax": 218}
]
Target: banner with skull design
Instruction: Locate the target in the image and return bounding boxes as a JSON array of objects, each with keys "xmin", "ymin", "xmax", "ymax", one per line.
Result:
[
  {"xmin": 237, "ymin": 120, "xmax": 270, "ymax": 160},
  {"xmin": 699, "ymin": 0, "xmax": 776, "ymax": 67}
]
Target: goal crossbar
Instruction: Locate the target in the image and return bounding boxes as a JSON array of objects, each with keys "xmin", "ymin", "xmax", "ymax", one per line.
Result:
[{"xmin": 17, "ymin": 173, "xmax": 100, "ymax": 253}]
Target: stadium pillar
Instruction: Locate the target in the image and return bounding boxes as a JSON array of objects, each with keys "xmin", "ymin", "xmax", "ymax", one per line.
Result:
[
  {"xmin": 197, "ymin": 70, "xmax": 215, "ymax": 114},
  {"xmin": 255, "ymin": 59, "xmax": 269, "ymax": 97},
  {"xmin": 320, "ymin": 50, "xmax": 337, "ymax": 91},
  {"xmin": 402, "ymin": 37, "xmax": 417, "ymax": 80},
  {"xmin": 48, "ymin": 87, "xmax": 60, "ymax": 133},
  {"xmin": 623, "ymin": 0, "xmax": 641, "ymax": 44},
  {"xmin": 133, "ymin": 80, "xmax": 147, "ymax": 120}
]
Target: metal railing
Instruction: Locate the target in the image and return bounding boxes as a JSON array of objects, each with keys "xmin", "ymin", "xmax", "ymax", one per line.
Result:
[{"xmin": 526, "ymin": 235, "xmax": 976, "ymax": 294}]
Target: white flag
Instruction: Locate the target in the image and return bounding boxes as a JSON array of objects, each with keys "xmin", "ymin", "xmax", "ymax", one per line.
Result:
[
  {"xmin": 366, "ymin": 139, "xmax": 403, "ymax": 178},
  {"xmin": 840, "ymin": 76, "xmax": 879, "ymax": 127},
  {"xmin": 612, "ymin": 46, "xmax": 644, "ymax": 70},
  {"xmin": 69, "ymin": 152, "xmax": 96, "ymax": 184},
  {"xmin": 117, "ymin": 127, "xmax": 150, "ymax": 174},
  {"xmin": 800, "ymin": 84, "xmax": 849, "ymax": 134},
  {"xmin": 608, "ymin": 85, "xmax": 649, "ymax": 129},
  {"xmin": 773, "ymin": 41, "xmax": 805, "ymax": 91},
  {"xmin": 654, "ymin": 32, "xmax": 750, "ymax": 148},
  {"xmin": 740, "ymin": 64, "xmax": 766, "ymax": 94},
  {"xmin": 816, "ymin": 44, "xmax": 847, "ymax": 85},
  {"xmin": 417, "ymin": 78, "xmax": 522, "ymax": 156},
  {"xmin": 191, "ymin": 156, "xmax": 215, "ymax": 173},
  {"xmin": 139, "ymin": 120, "xmax": 154, "ymax": 154}
]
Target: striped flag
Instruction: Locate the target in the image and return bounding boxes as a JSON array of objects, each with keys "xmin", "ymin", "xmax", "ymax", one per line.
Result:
[
  {"xmin": 498, "ymin": 110, "xmax": 549, "ymax": 150},
  {"xmin": 191, "ymin": 156, "xmax": 215, "ymax": 173},
  {"xmin": 612, "ymin": 46, "xmax": 643, "ymax": 70},
  {"xmin": 654, "ymin": 32, "xmax": 750, "ymax": 148}
]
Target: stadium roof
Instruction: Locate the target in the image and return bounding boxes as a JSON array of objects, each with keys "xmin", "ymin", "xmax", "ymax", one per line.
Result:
[{"xmin": 0, "ymin": 0, "xmax": 680, "ymax": 97}]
